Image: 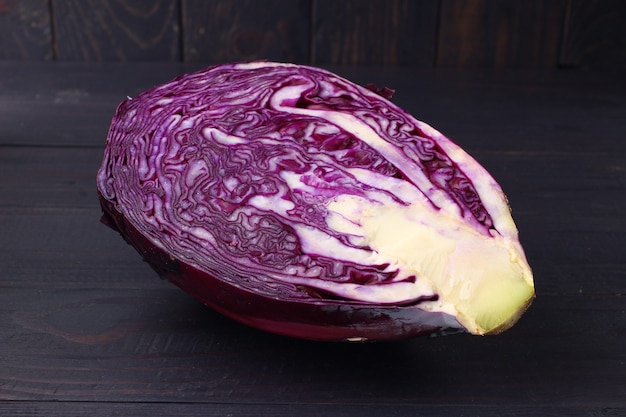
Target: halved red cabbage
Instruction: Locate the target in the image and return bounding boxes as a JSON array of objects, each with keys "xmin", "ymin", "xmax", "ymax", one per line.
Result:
[{"xmin": 97, "ymin": 62, "xmax": 534, "ymax": 341}]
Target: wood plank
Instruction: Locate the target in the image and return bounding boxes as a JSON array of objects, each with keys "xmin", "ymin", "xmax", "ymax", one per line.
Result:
[
  {"xmin": 560, "ymin": 0, "xmax": 626, "ymax": 69},
  {"xmin": 3, "ymin": 146, "xmax": 625, "ymax": 231},
  {"xmin": 437, "ymin": 0, "xmax": 567, "ymax": 68},
  {"xmin": 0, "ymin": 0, "xmax": 52, "ymax": 60},
  {"xmin": 0, "ymin": 401, "xmax": 620, "ymax": 417},
  {"xmin": 312, "ymin": 0, "xmax": 438, "ymax": 66},
  {"xmin": 0, "ymin": 147, "xmax": 113, "ymax": 210},
  {"xmin": 1, "ymin": 63, "xmax": 625, "ymax": 413},
  {"xmin": 4, "ymin": 63, "xmax": 625, "ymax": 149},
  {"xmin": 0, "ymin": 62, "xmax": 203, "ymax": 147},
  {"xmin": 0, "ymin": 286, "xmax": 623, "ymax": 405},
  {"xmin": 2, "ymin": 203, "xmax": 624, "ymax": 295},
  {"xmin": 51, "ymin": 0, "xmax": 181, "ymax": 61},
  {"xmin": 181, "ymin": 0, "xmax": 311, "ymax": 63},
  {"xmin": 1, "ymin": 145, "xmax": 624, "ymax": 296},
  {"xmin": 0, "ymin": 145, "xmax": 162, "ymax": 289},
  {"xmin": 398, "ymin": 74, "xmax": 626, "ymax": 154}
]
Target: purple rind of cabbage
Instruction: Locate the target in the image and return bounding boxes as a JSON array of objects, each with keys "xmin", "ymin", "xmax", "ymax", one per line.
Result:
[{"xmin": 97, "ymin": 61, "xmax": 534, "ymax": 342}]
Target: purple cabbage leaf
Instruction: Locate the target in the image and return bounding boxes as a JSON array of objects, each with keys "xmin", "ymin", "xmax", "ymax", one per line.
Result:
[{"xmin": 97, "ymin": 62, "xmax": 534, "ymax": 341}]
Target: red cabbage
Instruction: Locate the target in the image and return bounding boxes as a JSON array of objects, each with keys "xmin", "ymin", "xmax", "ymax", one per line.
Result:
[{"xmin": 97, "ymin": 62, "xmax": 534, "ymax": 341}]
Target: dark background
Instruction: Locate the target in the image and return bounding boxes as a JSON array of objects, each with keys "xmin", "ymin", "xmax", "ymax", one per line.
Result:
[
  {"xmin": 1, "ymin": 1, "xmax": 625, "ymax": 416},
  {"xmin": 1, "ymin": 0, "xmax": 626, "ymax": 69}
]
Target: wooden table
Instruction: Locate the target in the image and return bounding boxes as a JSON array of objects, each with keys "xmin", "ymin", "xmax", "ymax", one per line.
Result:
[{"xmin": 1, "ymin": 62, "xmax": 624, "ymax": 416}]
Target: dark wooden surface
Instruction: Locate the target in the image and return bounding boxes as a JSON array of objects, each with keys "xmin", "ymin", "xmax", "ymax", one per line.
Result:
[
  {"xmin": 560, "ymin": 0, "xmax": 626, "ymax": 69},
  {"xmin": 2, "ymin": 0, "xmax": 626, "ymax": 68},
  {"xmin": 51, "ymin": 0, "xmax": 181, "ymax": 61},
  {"xmin": 436, "ymin": 0, "xmax": 567, "ymax": 68},
  {"xmin": 312, "ymin": 0, "xmax": 438, "ymax": 66},
  {"xmin": 0, "ymin": 0, "xmax": 52, "ymax": 60},
  {"xmin": 181, "ymin": 0, "xmax": 310, "ymax": 64},
  {"xmin": 1, "ymin": 62, "xmax": 625, "ymax": 416}
]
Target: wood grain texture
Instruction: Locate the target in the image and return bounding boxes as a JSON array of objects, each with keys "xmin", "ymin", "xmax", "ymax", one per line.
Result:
[
  {"xmin": 560, "ymin": 0, "xmax": 626, "ymax": 69},
  {"xmin": 313, "ymin": 0, "xmax": 438, "ymax": 66},
  {"xmin": 1, "ymin": 63, "xmax": 625, "ymax": 415},
  {"xmin": 437, "ymin": 0, "xmax": 568, "ymax": 68},
  {"xmin": 2, "ymin": 1, "xmax": 626, "ymax": 69},
  {"xmin": 1, "ymin": 402, "xmax": 621, "ymax": 417},
  {"xmin": 51, "ymin": 0, "xmax": 180, "ymax": 61},
  {"xmin": 0, "ymin": 0, "xmax": 52, "ymax": 60},
  {"xmin": 181, "ymin": 0, "xmax": 311, "ymax": 63},
  {"xmin": 7, "ymin": 402, "xmax": 626, "ymax": 417},
  {"xmin": 0, "ymin": 61, "xmax": 203, "ymax": 147},
  {"xmin": 1, "ymin": 283, "xmax": 624, "ymax": 404}
]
